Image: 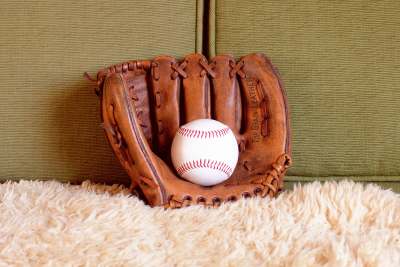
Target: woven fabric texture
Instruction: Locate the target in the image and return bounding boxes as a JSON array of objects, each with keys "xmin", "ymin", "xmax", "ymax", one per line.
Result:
[
  {"xmin": 211, "ymin": 0, "xmax": 400, "ymax": 185},
  {"xmin": 0, "ymin": 0, "xmax": 200, "ymax": 183},
  {"xmin": 2, "ymin": 0, "xmax": 400, "ymax": 190}
]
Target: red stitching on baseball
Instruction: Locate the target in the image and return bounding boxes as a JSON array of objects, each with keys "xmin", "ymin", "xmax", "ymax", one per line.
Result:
[
  {"xmin": 177, "ymin": 127, "xmax": 230, "ymax": 138},
  {"xmin": 176, "ymin": 159, "xmax": 233, "ymax": 177}
]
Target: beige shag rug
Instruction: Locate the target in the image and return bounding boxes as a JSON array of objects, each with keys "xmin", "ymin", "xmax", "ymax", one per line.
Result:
[{"xmin": 0, "ymin": 180, "xmax": 399, "ymax": 266}]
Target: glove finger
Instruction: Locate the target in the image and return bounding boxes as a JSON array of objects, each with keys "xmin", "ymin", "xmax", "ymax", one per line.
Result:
[
  {"xmin": 150, "ymin": 56, "xmax": 181, "ymax": 161},
  {"xmin": 210, "ymin": 55, "xmax": 241, "ymax": 135},
  {"xmin": 102, "ymin": 71, "xmax": 167, "ymax": 205},
  {"xmin": 181, "ymin": 54, "xmax": 212, "ymax": 123},
  {"xmin": 239, "ymin": 53, "xmax": 290, "ymax": 153},
  {"xmin": 116, "ymin": 61, "xmax": 154, "ymax": 146}
]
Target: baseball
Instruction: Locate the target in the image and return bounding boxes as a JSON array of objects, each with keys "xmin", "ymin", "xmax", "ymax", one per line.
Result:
[{"xmin": 171, "ymin": 119, "xmax": 239, "ymax": 186}]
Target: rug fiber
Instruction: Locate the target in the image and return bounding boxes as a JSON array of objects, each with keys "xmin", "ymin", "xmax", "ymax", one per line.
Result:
[{"xmin": 0, "ymin": 180, "xmax": 399, "ymax": 266}]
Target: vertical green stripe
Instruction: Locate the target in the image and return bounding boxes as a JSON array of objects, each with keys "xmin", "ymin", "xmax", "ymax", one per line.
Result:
[
  {"xmin": 208, "ymin": 0, "xmax": 216, "ymax": 57},
  {"xmin": 195, "ymin": 0, "xmax": 204, "ymax": 53}
]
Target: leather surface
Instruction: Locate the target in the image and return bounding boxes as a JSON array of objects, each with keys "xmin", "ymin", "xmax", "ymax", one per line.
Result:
[{"xmin": 94, "ymin": 53, "xmax": 291, "ymax": 208}]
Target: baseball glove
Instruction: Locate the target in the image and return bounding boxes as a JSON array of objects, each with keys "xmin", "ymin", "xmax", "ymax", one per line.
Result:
[{"xmin": 90, "ymin": 53, "xmax": 291, "ymax": 208}]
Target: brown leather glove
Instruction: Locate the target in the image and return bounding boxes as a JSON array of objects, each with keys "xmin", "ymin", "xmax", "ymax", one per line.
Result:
[{"xmin": 91, "ymin": 53, "xmax": 291, "ymax": 208}]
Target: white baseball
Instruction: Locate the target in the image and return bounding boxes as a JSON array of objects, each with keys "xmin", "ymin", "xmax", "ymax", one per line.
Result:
[{"xmin": 171, "ymin": 119, "xmax": 239, "ymax": 186}]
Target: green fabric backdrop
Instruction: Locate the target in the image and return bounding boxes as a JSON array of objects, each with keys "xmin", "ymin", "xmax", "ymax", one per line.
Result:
[
  {"xmin": 210, "ymin": 0, "xmax": 400, "ymax": 190},
  {"xmin": 0, "ymin": 0, "xmax": 201, "ymax": 184},
  {"xmin": 1, "ymin": 0, "xmax": 399, "ymax": 191}
]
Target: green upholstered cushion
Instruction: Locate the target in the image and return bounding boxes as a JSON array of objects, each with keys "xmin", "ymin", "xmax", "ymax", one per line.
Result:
[
  {"xmin": 210, "ymin": 0, "xmax": 400, "ymax": 187},
  {"xmin": 0, "ymin": 0, "xmax": 201, "ymax": 183}
]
